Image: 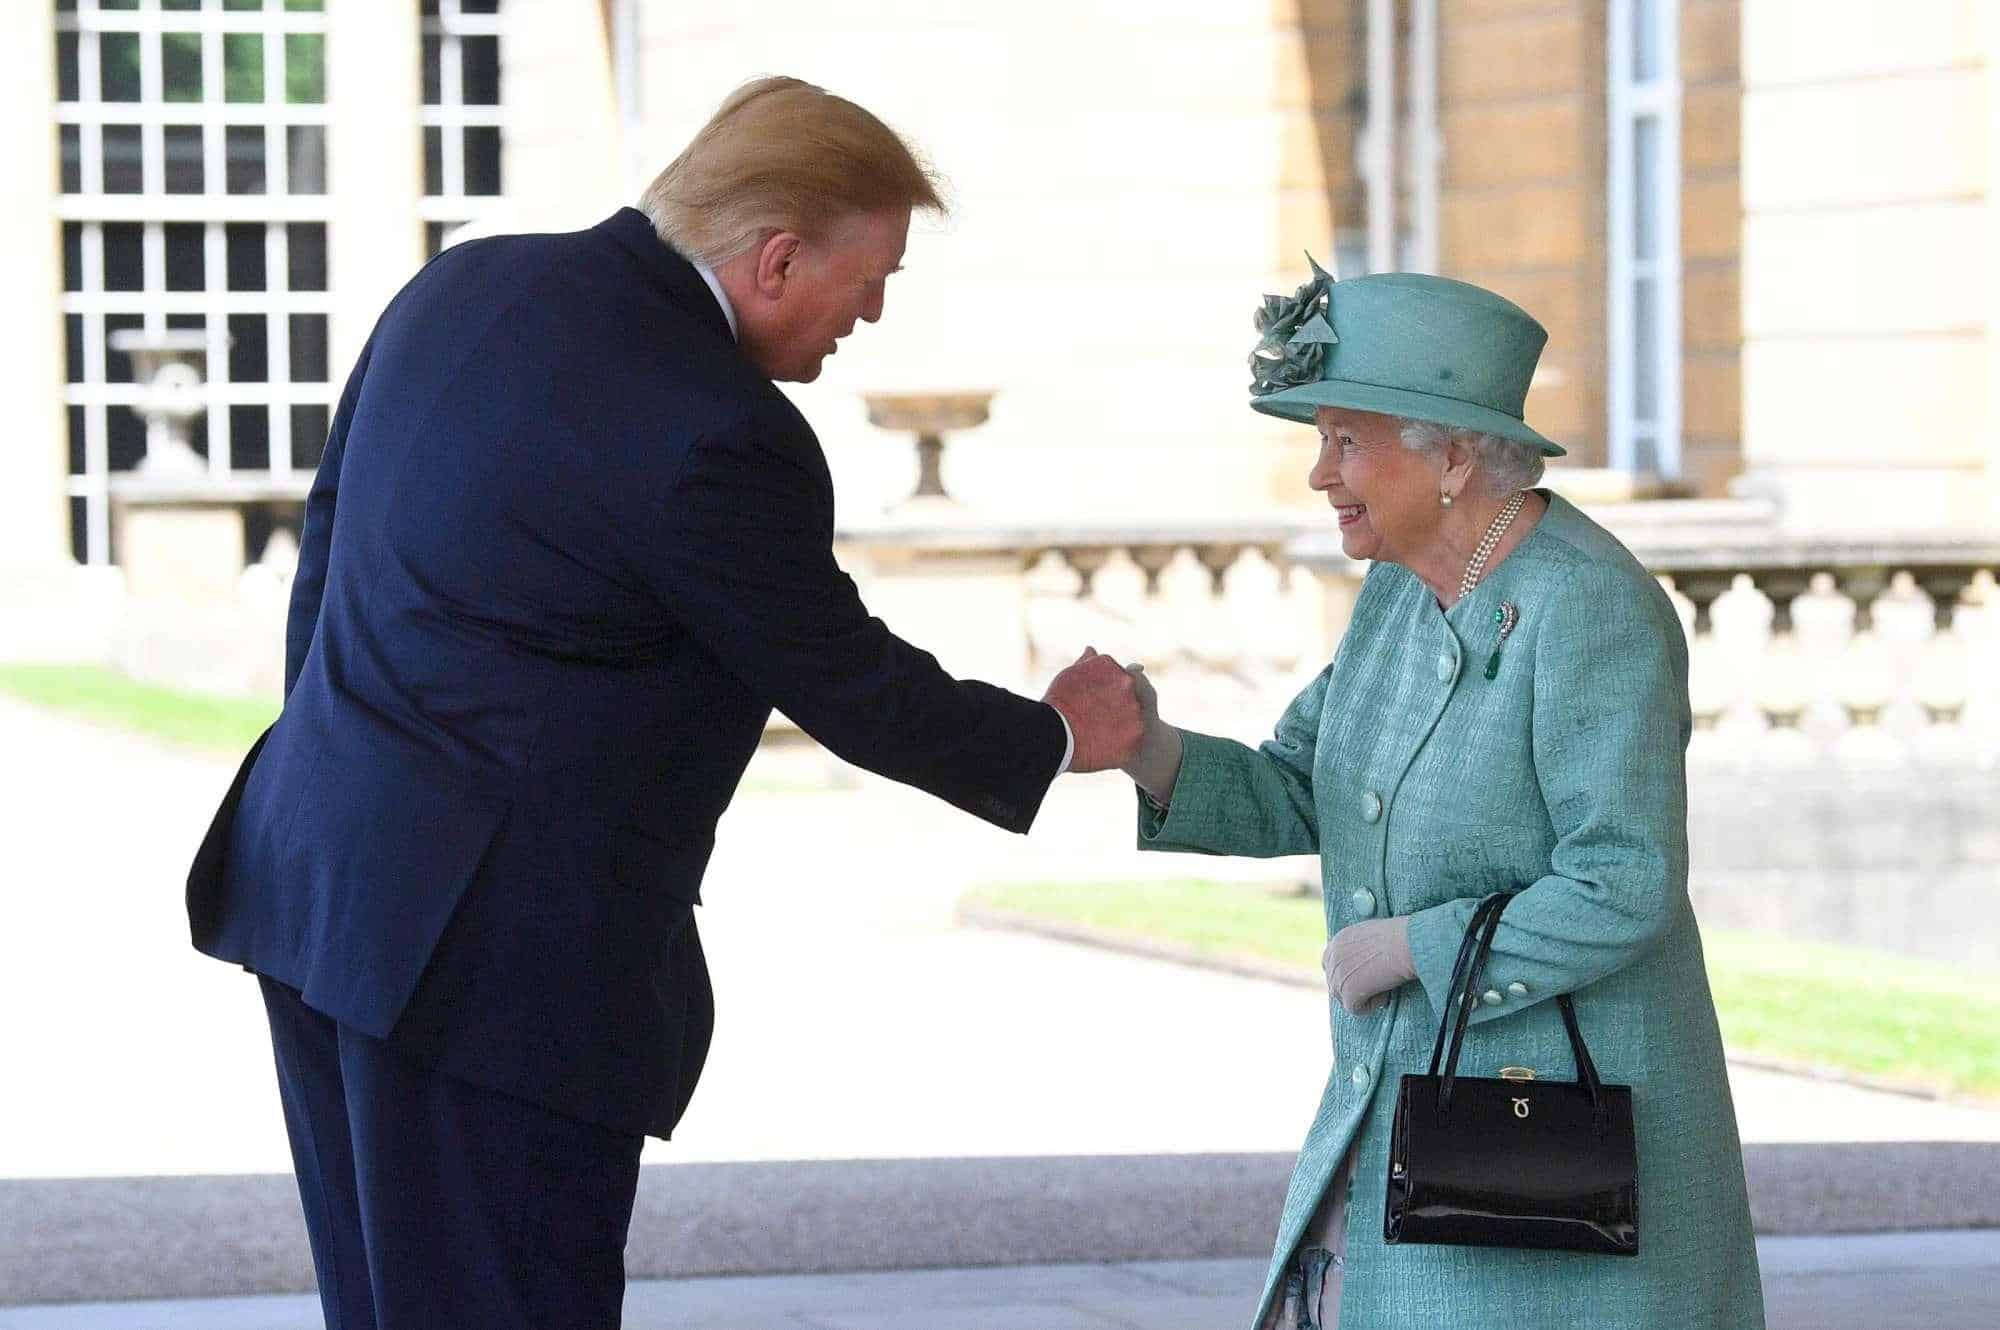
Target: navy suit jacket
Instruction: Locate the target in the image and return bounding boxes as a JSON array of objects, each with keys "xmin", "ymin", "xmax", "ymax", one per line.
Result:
[{"xmin": 188, "ymin": 209, "xmax": 1066, "ymax": 1137}]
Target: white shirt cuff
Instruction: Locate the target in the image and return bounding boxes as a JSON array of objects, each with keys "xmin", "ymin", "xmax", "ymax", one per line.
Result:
[{"xmin": 1052, "ymin": 705, "xmax": 1074, "ymax": 776}]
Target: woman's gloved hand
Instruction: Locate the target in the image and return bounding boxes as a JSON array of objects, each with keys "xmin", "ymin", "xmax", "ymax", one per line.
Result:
[
  {"xmin": 1119, "ymin": 662, "xmax": 1184, "ymax": 805},
  {"xmin": 1323, "ymin": 915, "xmax": 1415, "ymax": 1014}
]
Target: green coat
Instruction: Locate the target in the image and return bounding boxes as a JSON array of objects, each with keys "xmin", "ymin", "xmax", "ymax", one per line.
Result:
[{"xmin": 1139, "ymin": 495, "xmax": 1764, "ymax": 1329}]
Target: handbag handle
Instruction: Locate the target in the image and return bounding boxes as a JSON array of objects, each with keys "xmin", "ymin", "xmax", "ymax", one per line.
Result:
[{"xmin": 1429, "ymin": 891, "xmax": 1608, "ymax": 1125}]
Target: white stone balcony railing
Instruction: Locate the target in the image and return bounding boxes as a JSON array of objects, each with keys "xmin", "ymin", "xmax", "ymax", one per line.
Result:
[{"xmin": 835, "ymin": 498, "xmax": 2000, "ymax": 767}]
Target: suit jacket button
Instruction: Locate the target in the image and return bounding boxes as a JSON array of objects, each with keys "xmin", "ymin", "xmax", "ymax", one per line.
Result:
[
  {"xmin": 1351, "ymin": 1065, "xmax": 1370, "ymax": 1087},
  {"xmin": 1436, "ymin": 653, "xmax": 1456, "ymax": 683},
  {"xmin": 1481, "ymin": 989, "xmax": 1504, "ymax": 1005},
  {"xmin": 1507, "ymin": 981, "xmax": 1529, "ymax": 997},
  {"xmin": 1359, "ymin": 791, "xmax": 1383, "ymax": 823},
  {"xmin": 1350, "ymin": 889, "xmax": 1377, "ymax": 916}
]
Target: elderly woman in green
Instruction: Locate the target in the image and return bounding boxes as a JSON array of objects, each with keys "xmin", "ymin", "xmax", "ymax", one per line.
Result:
[{"xmin": 1121, "ymin": 266, "xmax": 1764, "ymax": 1330}]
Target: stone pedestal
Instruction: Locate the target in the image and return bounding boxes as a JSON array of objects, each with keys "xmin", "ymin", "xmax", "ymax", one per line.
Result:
[{"xmin": 108, "ymin": 492, "xmax": 283, "ymax": 699}]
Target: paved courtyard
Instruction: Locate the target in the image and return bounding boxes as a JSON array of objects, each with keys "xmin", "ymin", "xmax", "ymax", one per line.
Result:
[{"xmin": 5, "ymin": 695, "xmax": 2000, "ymax": 1327}]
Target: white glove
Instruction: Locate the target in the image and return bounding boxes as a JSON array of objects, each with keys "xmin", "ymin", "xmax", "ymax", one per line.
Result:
[
  {"xmin": 1119, "ymin": 663, "xmax": 1184, "ymax": 805},
  {"xmin": 1323, "ymin": 915, "xmax": 1415, "ymax": 1015}
]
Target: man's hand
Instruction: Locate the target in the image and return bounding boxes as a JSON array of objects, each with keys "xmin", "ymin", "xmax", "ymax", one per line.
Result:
[{"xmin": 1042, "ymin": 647, "xmax": 1146, "ymax": 773}]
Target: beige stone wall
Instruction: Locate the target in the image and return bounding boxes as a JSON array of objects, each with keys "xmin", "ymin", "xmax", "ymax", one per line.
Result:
[
  {"xmin": 0, "ymin": 1, "xmax": 73, "ymax": 571},
  {"xmin": 1680, "ymin": 0, "xmax": 1743, "ymax": 498},
  {"xmin": 1438, "ymin": 0, "xmax": 1609, "ymax": 469},
  {"xmin": 630, "ymin": 2, "xmax": 1303, "ymax": 520},
  {"xmin": 498, "ymin": 0, "xmax": 622, "ymax": 235},
  {"xmin": 1739, "ymin": 0, "xmax": 1992, "ymax": 528}
]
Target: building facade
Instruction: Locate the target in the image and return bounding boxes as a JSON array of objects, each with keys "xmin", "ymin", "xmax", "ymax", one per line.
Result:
[{"xmin": 2, "ymin": 1, "xmax": 1994, "ymax": 608}]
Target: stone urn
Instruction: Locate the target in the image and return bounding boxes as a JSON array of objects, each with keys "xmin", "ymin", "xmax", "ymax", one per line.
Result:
[
  {"xmin": 108, "ymin": 328, "xmax": 218, "ymax": 477},
  {"xmin": 862, "ymin": 390, "xmax": 994, "ymax": 507}
]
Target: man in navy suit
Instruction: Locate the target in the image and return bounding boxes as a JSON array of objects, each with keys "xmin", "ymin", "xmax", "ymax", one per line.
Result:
[{"xmin": 187, "ymin": 76, "xmax": 1144, "ymax": 1329}]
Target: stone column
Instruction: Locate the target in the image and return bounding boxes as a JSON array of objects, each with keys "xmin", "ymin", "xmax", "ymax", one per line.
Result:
[
  {"xmin": 0, "ymin": 2, "xmax": 73, "ymax": 573},
  {"xmin": 326, "ymin": 0, "xmax": 423, "ymax": 381},
  {"xmin": 1737, "ymin": 0, "xmax": 1991, "ymax": 530},
  {"xmin": 502, "ymin": 0, "xmax": 622, "ymax": 233},
  {"xmin": 1985, "ymin": 0, "xmax": 2000, "ymax": 523}
]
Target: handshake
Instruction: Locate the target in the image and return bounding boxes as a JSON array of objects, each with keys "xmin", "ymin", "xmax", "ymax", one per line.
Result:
[{"xmin": 1042, "ymin": 648, "xmax": 1184, "ymax": 798}]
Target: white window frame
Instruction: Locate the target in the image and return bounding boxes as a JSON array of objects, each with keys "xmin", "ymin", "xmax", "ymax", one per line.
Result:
[
  {"xmin": 420, "ymin": 0, "xmax": 504, "ymax": 253},
  {"xmin": 55, "ymin": 0, "xmax": 334, "ymax": 565},
  {"xmin": 1607, "ymin": 0, "xmax": 1683, "ymax": 478}
]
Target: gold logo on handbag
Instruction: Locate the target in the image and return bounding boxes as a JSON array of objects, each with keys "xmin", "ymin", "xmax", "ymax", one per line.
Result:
[{"xmin": 1512, "ymin": 1097, "xmax": 1530, "ymax": 1118}]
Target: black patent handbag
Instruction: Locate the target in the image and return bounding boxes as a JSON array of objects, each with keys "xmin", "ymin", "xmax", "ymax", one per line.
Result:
[{"xmin": 1383, "ymin": 891, "xmax": 1640, "ymax": 1256}]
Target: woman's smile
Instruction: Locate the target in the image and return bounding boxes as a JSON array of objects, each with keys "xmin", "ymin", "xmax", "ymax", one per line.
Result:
[{"xmin": 1334, "ymin": 503, "xmax": 1368, "ymax": 527}]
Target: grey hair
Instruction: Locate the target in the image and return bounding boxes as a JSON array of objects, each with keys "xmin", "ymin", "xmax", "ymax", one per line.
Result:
[{"xmin": 1397, "ymin": 419, "xmax": 1545, "ymax": 496}]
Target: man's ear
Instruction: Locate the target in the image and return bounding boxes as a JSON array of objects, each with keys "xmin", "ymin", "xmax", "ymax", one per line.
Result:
[{"xmin": 752, "ymin": 231, "xmax": 801, "ymax": 301}]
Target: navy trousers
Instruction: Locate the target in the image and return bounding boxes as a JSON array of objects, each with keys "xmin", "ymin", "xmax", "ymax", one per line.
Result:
[{"xmin": 259, "ymin": 977, "xmax": 645, "ymax": 1330}]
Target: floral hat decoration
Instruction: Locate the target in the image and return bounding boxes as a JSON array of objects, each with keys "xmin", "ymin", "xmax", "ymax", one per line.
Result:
[{"xmin": 1246, "ymin": 254, "xmax": 1566, "ymax": 456}]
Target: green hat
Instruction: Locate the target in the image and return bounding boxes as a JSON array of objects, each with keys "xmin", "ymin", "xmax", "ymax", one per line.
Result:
[{"xmin": 1247, "ymin": 260, "xmax": 1566, "ymax": 457}]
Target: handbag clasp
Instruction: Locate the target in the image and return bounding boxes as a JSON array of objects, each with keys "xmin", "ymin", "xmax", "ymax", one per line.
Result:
[{"xmin": 1498, "ymin": 1066, "xmax": 1537, "ymax": 1082}]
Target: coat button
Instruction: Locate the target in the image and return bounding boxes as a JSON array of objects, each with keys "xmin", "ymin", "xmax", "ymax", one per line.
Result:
[
  {"xmin": 1350, "ymin": 889, "xmax": 1377, "ymax": 916},
  {"xmin": 1359, "ymin": 791, "xmax": 1382, "ymax": 823},
  {"xmin": 1351, "ymin": 1065, "xmax": 1370, "ymax": 1088},
  {"xmin": 1507, "ymin": 981, "xmax": 1529, "ymax": 997},
  {"xmin": 1481, "ymin": 989, "xmax": 1504, "ymax": 1005},
  {"xmin": 1436, "ymin": 653, "xmax": 1456, "ymax": 683}
]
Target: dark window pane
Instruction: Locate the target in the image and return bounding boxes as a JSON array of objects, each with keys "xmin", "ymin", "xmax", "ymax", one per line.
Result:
[
  {"xmin": 287, "ymin": 124, "xmax": 326, "ymax": 194},
  {"xmin": 163, "ymin": 32, "xmax": 203, "ymax": 103},
  {"xmin": 425, "ymin": 221, "xmax": 450, "ymax": 257},
  {"xmin": 69, "ymin": 407, "xmax": 88, "ymax": 476},
  {"xmin": 166, "ymin": 313, "xmax": 205, "ymax": 333},
  {"xmin": 109, "ymin": 403, "xmax": 147, "ymax": 470},
  {"xmin": 292, "ymin": 404, "xmax": 330, "ymax": 470},
  {"xmin": 64, "ymin": 223, "xmax": 82, "ymax": 292},
  {"xmin": 228, "ymin": 314, "xmax": 269, "ymax": 383},
  {"xmin": 226, "ymin": 223, "xmax": 267, "ymax": 291},
  {"xmin": 103, "ymin": 224, "xmax": 144, "ymax": 292},
  {"xmin": 285, "ymin": 34, "xmax": 326, "ymax": 104},
  {"xmin": 164, "ymin": 124, "xmax": 204, "ymax": 193},
  {"xmin": 66, "ymin": 315, "xmax": 85, "ymax": 384},
  {"xmin": 104, "ymin": 314, "xmax": 144, "ymax": 382},
  {"xmin": 165, "ymin": 223, "xmax": 205, "ymax": 291},
  {"xmin": 421, "ymin": 0, "xmax": 439, "ymax": 15},
  {"xmin": 289, "ymin": 313, "xmax": 328, "ymax": 382},
  {"xmin": 231, "ymin": 405, "xmax": 271, "ymax": 469},
  {"xmin": 287, "ymin": 223, "xmax": 327, "ymax": 290},
  {"xmin": 224, "ymin": 32, "xmax": 264, "ymax": 102},
  {"xmin": 69, "ymin": 496, "xmax": 89, "ymax": 565},
  {"xmin": 461, "ymin": 0, "xmax": 499, "ymax": 12},
  {"xmin": 57, "ymin": 32, "xmax": 80, "ymax": 103},
  {"xmin": 188, "ymin": 411, "xmax": 210, "ymax": 462},
  {"xmin": 423, "ymin": 125, "xmax": 443, "ymax": 195},
  {"xmin": 60, "ymin": 124, "xmax": 82, "ymax": 193},
  {"xmin": 223, "ymin": 0, "xmax": 265, "ymax": 10},
  {"xmin": 461, "ymin": 36, "xmax": 499, "ymax": 105},
  {"xmin": 464, "ymin": 126, "xmax": 501, "ymax": 195},
  {"xmin": 226, "ymin": 125, "xmax": 267, "ymax": 194},
  {"xmin": 163, "ymin": 0, "xmax": 203, "ymax": 10},
  {"xmin": 102, "ymin": 124, "xmax": 144, "ymax": 193},
  {"xmin": 100, "ymin": 33, "xmax": 141, "ymax": 102},
  {"xmin": 421, "ymin": 34, "xmax": 441, "ymax": 105},
  {"xmin": 285, "ymin": 0, "xmax": 327, "ymax": 9},
  {"xmin": 101, "ymin": 0, "xmax": 141, "ymax": 8}
]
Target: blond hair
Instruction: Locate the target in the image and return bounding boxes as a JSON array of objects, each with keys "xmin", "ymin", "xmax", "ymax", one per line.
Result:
[{"xmin": 639, "ymin": 76, "xmax": 945, "ymax": 265}]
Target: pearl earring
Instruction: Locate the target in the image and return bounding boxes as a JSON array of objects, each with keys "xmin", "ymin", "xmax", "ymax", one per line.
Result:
[{"xmin": 1440, "ymin": 492, "xmax": 1454, "ymax": 508}]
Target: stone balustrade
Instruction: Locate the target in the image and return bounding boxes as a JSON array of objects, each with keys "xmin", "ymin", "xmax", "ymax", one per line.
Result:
[{"xmin": 836, "ymin": 500, "xmax": 2000, "ymax": 765}]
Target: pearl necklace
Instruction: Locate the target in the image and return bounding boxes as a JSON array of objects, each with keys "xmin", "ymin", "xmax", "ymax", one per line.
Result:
[{"xmin": 1457, "ymin": 490, "xmax": 1526, "ymax": 602}]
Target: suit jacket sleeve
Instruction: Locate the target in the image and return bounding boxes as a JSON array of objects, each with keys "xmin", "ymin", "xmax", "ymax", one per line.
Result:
[
  {"xmin": 1405, "ymin": 561, "xmax": 1692, "ymax": 1024},
  {"xmin": 284, "ymin": 334, "xmax": 374, "ymax": 696},
  {"xmin": 647, "ymin": 402, "xmax": 1067, "ymax": 834}
]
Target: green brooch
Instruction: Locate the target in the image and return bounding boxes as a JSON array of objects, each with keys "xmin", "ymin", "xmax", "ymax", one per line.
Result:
[{"xmin": 1484, "ymin": 601, "xmax": 1520, "ymax": 680}]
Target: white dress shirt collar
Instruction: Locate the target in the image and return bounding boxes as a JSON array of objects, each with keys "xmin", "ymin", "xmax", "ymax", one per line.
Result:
[{"xmin": 687, "ymin": 255, "xmax": 739, "ymax": 342}]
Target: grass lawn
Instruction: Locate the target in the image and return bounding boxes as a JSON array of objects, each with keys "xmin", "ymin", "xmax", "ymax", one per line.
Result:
[
  {"xmin": 965, "ymin": 879, "xmax": 2000, "ymax": 1102},
  {"xmin": 0, "ymin": 664, "xmax": 276, "ymax": 757}
]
